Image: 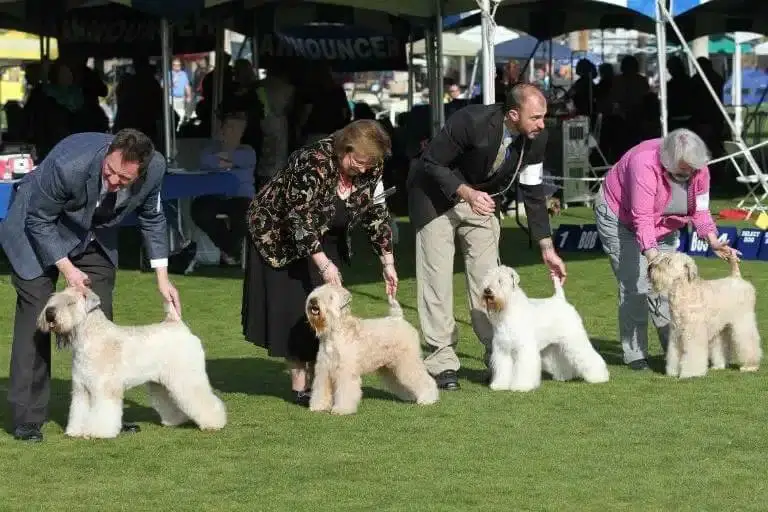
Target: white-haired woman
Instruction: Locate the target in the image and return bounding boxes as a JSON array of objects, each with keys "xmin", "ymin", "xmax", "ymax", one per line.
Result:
[{"xmin": 593, "ymin": 128, "xmax": 739, "ymax": 370}]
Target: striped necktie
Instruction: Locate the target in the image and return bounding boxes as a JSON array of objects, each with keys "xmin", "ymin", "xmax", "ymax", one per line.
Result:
[{"xmin": 489, "ymin": 135, "xmax": 514, "ymax": 176}]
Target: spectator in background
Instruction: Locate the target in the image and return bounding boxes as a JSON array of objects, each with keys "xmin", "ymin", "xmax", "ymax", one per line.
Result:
[
  {"xmin": 296, "ymin": 62, "xmax": 352, "ymax": 145},
  {"xmin": 192, "ymin": 104, "xmax": 256, "ymax": 266},
  {"xmin": 666, "ymin": 56, "xmax": 692, "ymax": 132},
  {"xmin": 255, "ymin": 62, "xmax": 296, "ymax": 190},
  {"xmin": 169, "ymin": 58, "xmax": 192, "ymax": 126},
  {"xmin": 113, "ymin": 56, "xmax": 163, "ymax": 151}
]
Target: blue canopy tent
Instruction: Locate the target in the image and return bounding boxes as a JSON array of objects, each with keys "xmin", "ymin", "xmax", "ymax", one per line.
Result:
[{"xmin": 724, "ymin": 68, "xmax": 768, "ymax": 106}]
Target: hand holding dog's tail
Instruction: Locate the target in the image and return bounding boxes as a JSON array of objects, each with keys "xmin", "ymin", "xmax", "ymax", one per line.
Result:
[
  {"xmin": 728, "ymin": 253, "xmax": 742, "ymax": 277},
  {"xmin": 552, "ymin": 273, "xmax": 566, "ymax": 300},
  {"xmin": 164, "ymin": 301, "xmax": 182, "ymax": 322},
  {"xmin": 387, "ymin": 294, "xmax": 404, "ymax": 318}
]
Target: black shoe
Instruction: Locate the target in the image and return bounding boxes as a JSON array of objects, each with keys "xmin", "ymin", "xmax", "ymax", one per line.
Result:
[
  {"xmin": 434, "ymin": 370, "xmax": 460, "ymax": 390},
  {"xmin": 295, "ymin": 391, "xmax": 311, "ymax": 407},
  {"xmin": 121, "ymin": 423, "xmax": 141, "ymax": 434},
  {"xmin": 13, "ymin": 423, "xmax": 43, "ymax": 442},
  {"xmin": 628, "ymin": 359, "xmax": 650, "ymax": 371}
]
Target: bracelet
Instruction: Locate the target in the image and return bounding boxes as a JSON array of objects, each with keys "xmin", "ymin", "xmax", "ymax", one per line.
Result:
[
  {"xmin": 319, "ymin": 260, "xmax": 332, "ymax": 275},
  {"xmin": 382, "ymin": 262, "xmax": 395, "ymax": 267}
]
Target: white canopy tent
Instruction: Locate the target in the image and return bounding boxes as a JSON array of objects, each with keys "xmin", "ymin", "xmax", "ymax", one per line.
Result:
[{"xmin": 412, "ymin": 32, "xmax": 484, "ymax": 57}]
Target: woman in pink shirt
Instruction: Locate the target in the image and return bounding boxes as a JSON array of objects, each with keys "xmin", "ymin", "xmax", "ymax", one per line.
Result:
[{"xmin": 594, "ymin": 128, "xmax": 739, "ymax": 370}]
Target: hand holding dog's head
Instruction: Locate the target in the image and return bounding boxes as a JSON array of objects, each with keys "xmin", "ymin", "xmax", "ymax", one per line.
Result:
[
  {"xmin": 305, "ymin": 284, "xmax": 352, "ymax": 335},
  {"xmin": 481, "ymin": 265, "xmax": 520, "ymax": 314},
  {"xmin": 37, "ymin": 287, "xmax": 99, "ymax": 338},
  {"xmin": 648, "ymin": 252, "xmax": 698, "ymax": 293}
]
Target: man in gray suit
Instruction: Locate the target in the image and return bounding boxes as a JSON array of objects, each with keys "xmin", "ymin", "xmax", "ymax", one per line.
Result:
[{"xmin": 0, "ymin": 129, "xmax": 181, "ymax": 442}]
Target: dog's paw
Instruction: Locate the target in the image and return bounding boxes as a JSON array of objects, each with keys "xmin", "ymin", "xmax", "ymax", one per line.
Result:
[
  {"xmin": 416, "ymin": 390, "xmax": 439, "ymax": 405},
  {"xmin": 710, "ymin": 363, "xmax": 727, "ymax": 370},
  {"xmin": 309, "ymin": 402, "xmax": 332, "ymax": 412},
  {"xmin": 488, "ymin": 380, "xmax": 509, "ymax": 391},
  {"xmin": 330, "ymin": 406, "xmax": 357, "ymax": 416},
  {"xmin": 740, "ymin": 365, "xmax": 759, "ymax": 373},
  {"xmin": 678, "ymin": 369, "xmax": 707, "ymax": 379},
  {"xmin": 507, "ymin": 383, "xmax": 538, "ymax": 392},
  {"xmin": 64, "ymin": 429, "xmax": 85, "ymax": 438}
]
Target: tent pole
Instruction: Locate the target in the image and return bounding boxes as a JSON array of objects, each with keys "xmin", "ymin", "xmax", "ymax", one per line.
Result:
[
  {"xmin": 655, "ymin": 0, "xmax": 668, "ymax": 136},
  {"xmin": 659, "ymin": 0, "xmax": 766, "ymax": 184},
  {"xmin": 480, "ymin": 0, "xmax": 495, "ymax": 105}
]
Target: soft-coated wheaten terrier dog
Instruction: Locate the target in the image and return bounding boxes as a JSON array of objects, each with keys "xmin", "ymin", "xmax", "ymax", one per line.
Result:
[
  {"xmin": 481, "ymin": 265, "xmax": 610, "ymax": 392},
  {"xmin": 648, "ymin": 252, "xmax": 761, "ymax": 378},
  {"xmin": 305, "ymin": 284, "xmax": 439, "ymax": 415},
  {"xmin": 38, "ymin": 287, "xmax": 227, "ymax": 438}
]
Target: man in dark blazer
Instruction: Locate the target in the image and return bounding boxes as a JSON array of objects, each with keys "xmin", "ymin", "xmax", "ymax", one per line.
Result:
[
  {"xmin": 0, "ymin": 129, "xmax": 181, "ymax": 442},
  {"xmin": 407, "ymin": 83, "xmax": 566, "ymax": 391}
]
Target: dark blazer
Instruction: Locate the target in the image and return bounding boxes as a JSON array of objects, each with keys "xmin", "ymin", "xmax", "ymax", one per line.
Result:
[
  {"xmin": 407, "ymin": 103, "xmax": 551, "ymax": 240},
  {"xmin": 0, "ymin": 132, "xmax": 169, "ymax": 280},
  {"xmin": 247, "ymin": 137, "xmax": 392, "ymax": 269}
]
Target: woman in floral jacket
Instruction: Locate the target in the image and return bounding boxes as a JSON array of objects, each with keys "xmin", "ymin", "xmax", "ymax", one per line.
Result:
[{"xmin": 242, "ymin": 119, "xmax": 398, "ymax": 406}]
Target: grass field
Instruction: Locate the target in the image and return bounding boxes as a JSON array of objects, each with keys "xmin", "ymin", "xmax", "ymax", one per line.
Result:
[{"xmin": 0, "ymin": 201, "xmax": 767, "ymax": 511}]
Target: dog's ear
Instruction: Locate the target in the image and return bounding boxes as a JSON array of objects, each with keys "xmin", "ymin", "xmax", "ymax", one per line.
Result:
[
  {"xmin": 84, "ymin": 289, "xmax": 101, "ymax": 312},
  {"xmin": 509, "ymin": 267, "xmax": 520, "ymax": 287},
  {"xmin": 339, "ymin": 288, "xmax": 352, "ymax": 311},
  {"xmin": 684, "ymin": 260, "xmax": 698, "ymax": 282}
]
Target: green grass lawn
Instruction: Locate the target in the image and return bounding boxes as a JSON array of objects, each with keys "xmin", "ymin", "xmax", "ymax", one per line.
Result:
[{"xmin": 0, "ymin": 201, "xmax": 767, "ymax": 511}]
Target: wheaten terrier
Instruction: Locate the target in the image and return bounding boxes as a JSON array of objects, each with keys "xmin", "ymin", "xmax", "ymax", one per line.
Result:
[
  {"xmin": 481, "ymin": 265, "xmax": 610, "ymax": 392},
  {"xmin": 648, "ymin": 253, "xmax": 761, "ymax": 378},
  {"xmin": 38, "ymin": 287, "xmax": 227, "ymax": 439},
  {"xmin": 305, "ymin": 284, "xmax": 439, "ymax": 415}
]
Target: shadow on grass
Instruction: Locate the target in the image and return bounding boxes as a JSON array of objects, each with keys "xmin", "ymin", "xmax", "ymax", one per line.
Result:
[
  {"xmin": 205, "ymin": 356, "xmax": 405, "ymax": 406},
  {"xmin": 0, "ymin": 377, "xmax": 160, "ymax": 436},
  {"xmin": 592, "ymin": 337, "xmax": 667, "ymax": 374},
  {"xmin": 457, "ymin": 337, "xmax": 668, "ymax": 386}
]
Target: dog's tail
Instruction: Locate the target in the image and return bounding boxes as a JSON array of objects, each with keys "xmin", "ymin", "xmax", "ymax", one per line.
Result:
[
  {"xmin": 552, "ymin": 275, "xmax": 566, "ymax": 300},
  {"xmin": 164, "ymin": 302, "xmax": 181, "ymax": 322},
  {"xmin": 728, "ymin": 254, "xmax": 741, "ymax": 277},
  {"xmin": 387, "ymin": 295, "xmax": 404, "ymax": 318}
]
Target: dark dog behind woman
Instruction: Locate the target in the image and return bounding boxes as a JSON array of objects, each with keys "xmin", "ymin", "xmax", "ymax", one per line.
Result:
[{"xmin": 242, "ymin": 119, "xmax": 399, "ymax": 406}]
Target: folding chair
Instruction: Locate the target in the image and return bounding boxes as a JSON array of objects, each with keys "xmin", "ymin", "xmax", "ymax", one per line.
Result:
[{"xmin": 723, "ymin": 140, "xmax": 768, "ymax": 219}]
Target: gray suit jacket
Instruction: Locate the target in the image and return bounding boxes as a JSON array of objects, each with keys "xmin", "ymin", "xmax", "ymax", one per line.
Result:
[{"xmin": 0, "ymin": 132, "xmax": 169, "ymax": 280}]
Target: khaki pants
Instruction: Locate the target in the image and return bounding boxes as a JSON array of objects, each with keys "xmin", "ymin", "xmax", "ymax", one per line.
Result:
[{"xmin": 416, "ymin": 201, "xmax": 500, "ymax": 375}]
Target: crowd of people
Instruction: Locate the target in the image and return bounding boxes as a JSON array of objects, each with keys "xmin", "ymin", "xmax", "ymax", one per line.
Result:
[{"xmin": 0, "ymin": 53, "xmax": 743, "ymax": 441}]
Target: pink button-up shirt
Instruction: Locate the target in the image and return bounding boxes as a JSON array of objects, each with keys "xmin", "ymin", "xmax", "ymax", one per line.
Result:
[{"xmin": 602, "ymin": 138, "xmax": 717, "ymax": 252}]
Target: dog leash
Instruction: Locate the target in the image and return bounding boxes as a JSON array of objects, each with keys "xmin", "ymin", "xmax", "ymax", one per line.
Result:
[{"xmin": 457, "ymin": 143, "xmax": 527, "ymax": 267}]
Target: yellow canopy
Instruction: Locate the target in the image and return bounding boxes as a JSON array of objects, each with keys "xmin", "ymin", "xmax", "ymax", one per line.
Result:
[{"xmin": 0, "ymin": 30, "xmax": 58, "ymax": 62}]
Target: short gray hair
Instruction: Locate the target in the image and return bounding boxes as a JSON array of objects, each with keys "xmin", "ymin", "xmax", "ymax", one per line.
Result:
[{"xmin": 659, "ymin": 128, "xmax": 710, "ymax": 173}]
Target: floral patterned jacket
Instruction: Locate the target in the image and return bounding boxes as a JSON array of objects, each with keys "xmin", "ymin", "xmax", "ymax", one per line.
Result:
[{"xmin": 247, "ymin": 137, "xmax": 393, "ymax": 269}]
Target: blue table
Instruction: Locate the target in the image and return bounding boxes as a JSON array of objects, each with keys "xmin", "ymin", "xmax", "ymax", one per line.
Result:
[{"xmin": 0, "ymin": 169, "xmax": 242, "ymax": 220}]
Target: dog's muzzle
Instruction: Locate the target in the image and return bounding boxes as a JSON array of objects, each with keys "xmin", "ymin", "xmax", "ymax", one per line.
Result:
[
  {"xmin": 483, "ymin": 287, "xmax": 503, "ymax": 312},
  {"xmin": 308, "ymin": 298, "xmax": 321, "ymax": 317},
  {"xmin": 45, "ymin": 307, "xmax": 57, "ymax": 329}
]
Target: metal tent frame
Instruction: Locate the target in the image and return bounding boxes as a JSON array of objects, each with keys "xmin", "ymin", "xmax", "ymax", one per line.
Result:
[{"xmin": 655, "ymin": 0, "xmax": 768, "ymax": 215}]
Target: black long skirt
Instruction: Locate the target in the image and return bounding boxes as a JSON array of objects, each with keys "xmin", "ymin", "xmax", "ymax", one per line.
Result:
[{"xmin": 241, "ymin": 197, "xmax": 349, "ymax": 363}]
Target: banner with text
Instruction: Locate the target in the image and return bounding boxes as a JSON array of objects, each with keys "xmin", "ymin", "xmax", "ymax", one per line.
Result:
[
  {"xmin": 54, "ymin": 5, "xmax": 232, "ymax": 57},
  {"xmin": 257, "ymin": 25, "xmax": 408, "ymax": 72}
]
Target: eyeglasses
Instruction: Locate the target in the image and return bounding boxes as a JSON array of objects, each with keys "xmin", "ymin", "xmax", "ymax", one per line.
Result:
[{"xmin": 349, "ymin": 154, "xmax": 381, "ymax": 170}]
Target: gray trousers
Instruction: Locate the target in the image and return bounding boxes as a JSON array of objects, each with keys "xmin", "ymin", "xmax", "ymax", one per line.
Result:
[
  {"xmin": 416, "ymin": 202, "xmax": 500, "ymax": 375},
  {"xmin": 594, "ymin": 190, "xmax": 677, "ymax": 363}
]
